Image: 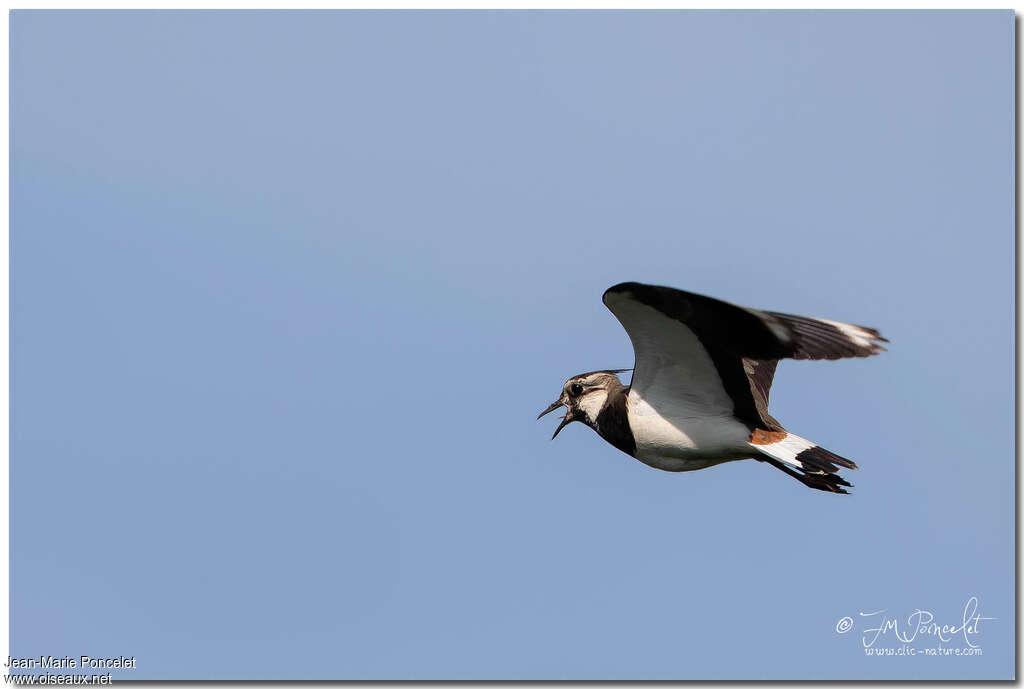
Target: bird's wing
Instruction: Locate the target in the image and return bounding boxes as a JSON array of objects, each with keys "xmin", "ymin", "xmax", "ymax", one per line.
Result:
[
  {"xmin": 743, "ymin": 357, "xmax": 779, "ymax": 427},
  {"xmin": 602, "ymin": 282, "xmax": 887, "ymax": 428},
  {"xmin": 602, "ymin": 283, "xmax": 760, "ymax": 426},
  {"xmin": 758, "ymin": 310, "xmax": 888, "ymax": 360}
]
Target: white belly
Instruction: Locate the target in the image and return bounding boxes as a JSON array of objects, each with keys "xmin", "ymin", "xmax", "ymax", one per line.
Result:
[{"xmin": 627, "ymin": 390, "xmax": 753, "ymax": 472}]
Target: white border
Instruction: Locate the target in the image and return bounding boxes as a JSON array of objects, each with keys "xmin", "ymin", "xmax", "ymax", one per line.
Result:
[{"xmin": 0, "ymin": 4, "xmax": 1016, "ymax": 689}]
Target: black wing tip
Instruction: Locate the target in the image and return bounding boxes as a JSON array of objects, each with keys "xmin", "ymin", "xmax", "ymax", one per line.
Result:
[
  {"xmin": 603, "ymin": 281, "xmax": 695, "ymax": 299},
  {"xmin": 603, "ymin": 281, "xmax": 644, "ymax": 302},
  {"xmin": 606, "ymin": 281, "xmax": 644, "ymax": 292}
]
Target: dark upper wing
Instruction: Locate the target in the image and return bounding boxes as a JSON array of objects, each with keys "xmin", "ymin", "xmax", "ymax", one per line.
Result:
[
  {"xmin": 602, "ymin": 282, "xmax": 887, "ymax": 428},
  {"xmin": 759, "ymin": 311, "xmax": 888, "ymax": 360},
  {"xmin": 743, "ymin": 357, "xmax": 780, "ymax": 428}
]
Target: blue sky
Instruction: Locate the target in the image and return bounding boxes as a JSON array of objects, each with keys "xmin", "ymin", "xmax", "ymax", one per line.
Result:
[{"xmin": 10, "ymin": 10, "xmax": 1013, "ymax": 680}]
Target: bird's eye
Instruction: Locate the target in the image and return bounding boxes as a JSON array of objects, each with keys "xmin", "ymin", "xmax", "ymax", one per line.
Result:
[{"xmin": 569, "ymin": 383, "xmax": 584, "ymax": 396}]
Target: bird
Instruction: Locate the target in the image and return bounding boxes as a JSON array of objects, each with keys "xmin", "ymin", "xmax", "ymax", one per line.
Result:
[{"xmin": 537, "ymin": 282, "xmax": 888, "ymax": 494}]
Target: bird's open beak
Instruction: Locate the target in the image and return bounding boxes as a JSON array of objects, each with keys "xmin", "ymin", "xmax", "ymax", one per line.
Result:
[
  {"xmin": 538, "ymin": 399, "xmax": 574, "ymax": 439},
  {"xmin": 537, "ymin": 400, "xmax": 562, "ymax": 420},
  {"xmin": 549, "ymin": 414, "xmax": 574, "ymax": 439}
]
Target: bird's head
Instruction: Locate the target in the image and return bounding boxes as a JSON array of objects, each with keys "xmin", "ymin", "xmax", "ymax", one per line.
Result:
[{"xmin": 537, "ymin": 370, "xmax": 630, "ymax": 438}]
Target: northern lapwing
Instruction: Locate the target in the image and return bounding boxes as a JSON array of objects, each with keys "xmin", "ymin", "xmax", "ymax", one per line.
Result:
[{"xmin": 538, "ymin": 282, "xmax": 887, "ymax": 493}]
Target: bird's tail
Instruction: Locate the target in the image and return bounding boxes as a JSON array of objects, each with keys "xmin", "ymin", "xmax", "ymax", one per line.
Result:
[{"xmin": 747, "ymin": 430, "xmax": 857, "ymax": 494}]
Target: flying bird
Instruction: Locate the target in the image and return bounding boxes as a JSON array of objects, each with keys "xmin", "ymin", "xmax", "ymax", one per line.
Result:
[{"xmin": 538, "ymin": 282, "xmax": 888, "ymax": 493}]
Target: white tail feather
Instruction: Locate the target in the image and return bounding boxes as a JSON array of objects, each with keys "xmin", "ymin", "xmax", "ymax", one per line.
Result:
[{"xmin": 749, "ymin": 432, "xmax": 815, "ymax": 470}]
